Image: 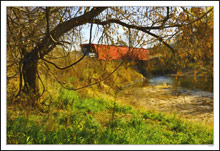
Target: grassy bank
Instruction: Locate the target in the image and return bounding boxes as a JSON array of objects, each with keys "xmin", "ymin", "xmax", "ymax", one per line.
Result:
[
  {"xmin": 7, "ymin": 87, "xmax": 213, "ymax": 144},
  {"xmin": 7, "ymin": 50, "xmax": 213, "ymax": 144}
]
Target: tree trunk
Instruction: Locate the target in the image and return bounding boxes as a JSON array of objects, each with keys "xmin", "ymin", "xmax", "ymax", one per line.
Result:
[{"xmin": 22, "ymin": 51, "xmax": 39, "ymax": 106}]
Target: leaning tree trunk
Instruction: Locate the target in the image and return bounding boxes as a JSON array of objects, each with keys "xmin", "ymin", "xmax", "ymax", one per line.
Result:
[
  {"xmin": 22, "ymin": 50, "xmax": 39, "ymax": 107},
  {"xmin": 18, "ymin": 7, "xmax": 108, "ymax": 106}
]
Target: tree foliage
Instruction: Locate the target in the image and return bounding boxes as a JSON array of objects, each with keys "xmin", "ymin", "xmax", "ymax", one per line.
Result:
[
  {"xmin": 174, "ymin": 7, "xmax": 213, "ymax": 76},
  {"xmin": 7, "ymin": 6, "xmax": 213, "ymax": 106}
]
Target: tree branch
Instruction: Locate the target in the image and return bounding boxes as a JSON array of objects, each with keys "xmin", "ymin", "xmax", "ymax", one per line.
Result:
[
  {"xmin": 90, "ymin": 8, "xmax": 212, "ymax": 55},
  {"xmin": 161, "ymin": 7, "xmax": 169, "ymax": 27},
  {"xmin": 91, "ymin": 19, "xmax": 176, "ymax": 54},
  {"xmin": 41, "ymin": 17, "xmax": 95, "ymax": 70},
  {"xmin": 35, "ymin": 7, "xmax": 108, "ymax": 57},
  {"xmin": 186, "ymin": 7, "xmax": 213, "ymax": 25},
  {"xmin": 91, "ymin": 7, "xmax": 213, "ymax": 31},
  {"xmin": 54, "ymin": 60, "xmax": 124, "ymax": 91},
  {"xmin": 53, "ymin": 26, "xmax": 132, "ymax": 91},
  {"xmin": 42, "ymin": 48, "xmax": 86, "ymax": 70},
  {"xmin": 45, "ymin": 7, "xmax": 50, "ymax": 35}
]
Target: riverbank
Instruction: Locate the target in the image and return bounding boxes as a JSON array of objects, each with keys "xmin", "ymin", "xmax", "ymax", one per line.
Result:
[
  {"xmin": 118, "ymin": 84, "xmax": 213, "ymax": 127},
  {"xmin": 6, "ymin": 58, "xmax": 214, "ymax": 144},
  {"xmin": 7, "ymin": 86, "xmax": 213, "ymax": 144}
]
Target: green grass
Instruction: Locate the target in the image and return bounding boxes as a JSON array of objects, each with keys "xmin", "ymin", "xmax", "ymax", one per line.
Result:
[{"xmin": 7, "ymin": 88, "xmax": 213, "ymax": 144}]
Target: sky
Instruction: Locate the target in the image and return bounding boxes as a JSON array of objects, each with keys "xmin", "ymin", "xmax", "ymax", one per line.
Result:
[
  {"xmin": 77, "ymin": 6, "xmax": 183, "ymax": 51},
  {"xmin": 81, "ymin": 23, "xmax": 127, "ymax": 44}
]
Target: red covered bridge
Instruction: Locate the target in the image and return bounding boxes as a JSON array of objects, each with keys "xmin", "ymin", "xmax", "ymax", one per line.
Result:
[{"xmin": 80, "ymin": 44, "xmax": 150, "ymax": 61}]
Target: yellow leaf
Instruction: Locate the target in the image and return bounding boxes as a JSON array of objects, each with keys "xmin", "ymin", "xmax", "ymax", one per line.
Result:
[
  {"xmin": 194, "ymin": 56, "xmax": 197, "ymax": 60},
  {"xmin": 176, "ymin": 71, "xmax": 182, "ymax": 76}
]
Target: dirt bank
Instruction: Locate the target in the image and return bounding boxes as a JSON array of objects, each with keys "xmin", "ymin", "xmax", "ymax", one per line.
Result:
[{"xmin": 118, "ymin": 84, "xmax": 213, "ymax": 127}]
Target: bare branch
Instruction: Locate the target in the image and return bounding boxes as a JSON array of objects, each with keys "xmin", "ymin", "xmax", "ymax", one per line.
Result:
[
  {"xmin": 161, "ymin": 7, "xmax": 169, "ymax": 27},
  {"xmin": 186, "ymin": 7, "xmax": 213, "ymax": 25},
  {"xmin": 91, "ymin": 7, "xmax": 213, "ymax": 31},
  {"xmin": 37, "ymin": 70, "xmax": 45, "ymax": 97},
  {"xmin": 42, "ymin": 49, "xmax": 86, "ymax": 70},
  {"xmin": 90, "ymin": 19, "xmax": 176, "ymax": 54},
  {"xmin": 36, "ymin": 7, "xmax": 107, "ymax": 57},
  {"xmin": 41, "ymin": 17, "xmax": 95, "ymax": 70},
  {"xmin": 45, "ymin": 7, "xmax": 50, "ymax": 35},
  {"xmin": 53, "ymin": 26, "xmax": 132, "ymax": 91}
]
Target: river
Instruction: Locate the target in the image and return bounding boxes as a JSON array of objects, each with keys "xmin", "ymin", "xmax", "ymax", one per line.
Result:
[{"xmin": 148, "ymin": 75, "xmax": 213, "ymax": 92}]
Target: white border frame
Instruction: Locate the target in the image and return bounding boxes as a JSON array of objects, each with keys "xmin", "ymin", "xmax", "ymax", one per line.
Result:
[{"xmin": 1, "ymin": 1, "xmax": 219, "ymax": 150}]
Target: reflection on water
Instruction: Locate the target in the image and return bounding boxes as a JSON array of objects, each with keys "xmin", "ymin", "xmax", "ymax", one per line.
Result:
[
  {"xmin": 149, "ymin": 76, "xmax": 174, "ymax": 85},
  {"xmin": 148, "ymin": 76, "xmax": 213, "ymax": 92},
  {"xmin": 173, "ymin": 76, "xmax": 213, "ymax": 92}
]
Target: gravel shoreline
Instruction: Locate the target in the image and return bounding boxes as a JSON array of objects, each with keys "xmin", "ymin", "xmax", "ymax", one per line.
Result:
[{"xmin": 118, "ymin": 84, "xmax": 213, "ymax": 127}]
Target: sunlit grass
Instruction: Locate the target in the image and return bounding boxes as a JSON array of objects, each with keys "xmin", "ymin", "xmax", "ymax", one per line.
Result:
[
  {"xmin": 6, "ymin": 52, "xmax": 213, "ymax": 144},
  {"xmin": 7, "ymin": 87, "xmax": 213, "ymax": 144}
]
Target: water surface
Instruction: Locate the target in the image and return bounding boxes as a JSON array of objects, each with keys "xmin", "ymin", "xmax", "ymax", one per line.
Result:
[{"xmin": 148, "ymin": 76, "xmax": 213, "ymax": 92}]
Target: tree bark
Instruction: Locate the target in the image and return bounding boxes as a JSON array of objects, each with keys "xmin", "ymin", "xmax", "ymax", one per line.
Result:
[
  {"xmin": 18, "ymin": 7, "xmax": 108, "ymax": 106},
  {"xmin": 22, "ymin": 50, "xmax": 39, "ymax": 106}
]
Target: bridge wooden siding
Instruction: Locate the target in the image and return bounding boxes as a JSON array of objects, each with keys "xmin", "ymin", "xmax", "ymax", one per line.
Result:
[{"xmin": 80, "ymin": 44, "xmax": 150, "ymax": 61}]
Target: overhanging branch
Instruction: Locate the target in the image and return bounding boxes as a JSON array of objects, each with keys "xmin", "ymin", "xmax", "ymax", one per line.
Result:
[
  {"xmin": 90, "ymin": 8, "xmax": 213, "ymax": 55},
  {"xmin": 35, "ymin": 7, "xmax": 108, "ymax": 58},
  {"xmin": 42, "ymin": 19, "xmax": 94, "ymax": 70},
  {"xmin": 91, "ymin": 19, "xmax": 176, "ymax": 54},
  {"xmin": 52, "ymin": 26, "xmax": 132, "ymax": 91}
]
